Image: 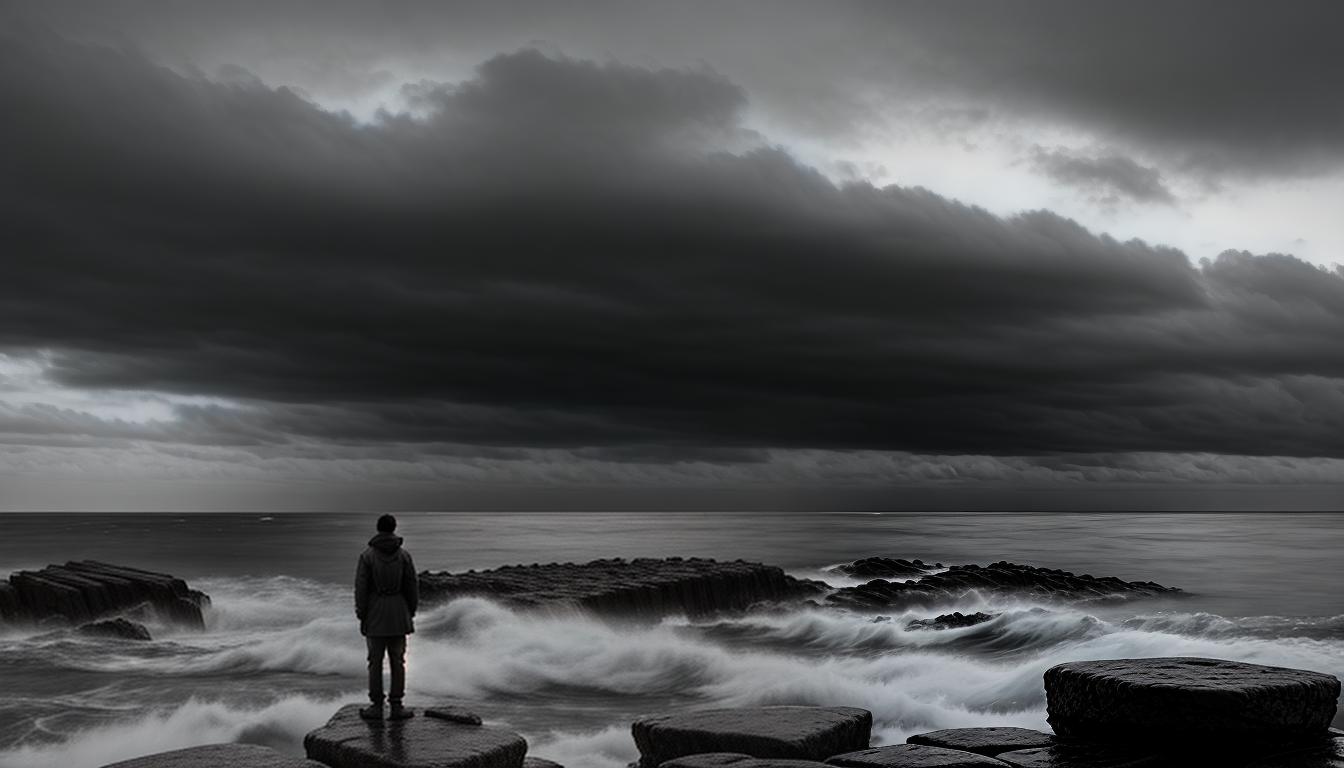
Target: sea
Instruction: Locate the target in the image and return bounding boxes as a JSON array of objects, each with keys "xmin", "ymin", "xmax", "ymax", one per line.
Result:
[{"xmin": 0, "ymin": 511, "xmax": 1341, "ymax": 768}]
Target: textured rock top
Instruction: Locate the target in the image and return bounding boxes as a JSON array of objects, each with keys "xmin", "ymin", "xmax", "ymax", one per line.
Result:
[
  {"xmin": 304, "ymin": 703, "xmax": 528, "ymax": 768},
  {"xmin": 420, "ymin": 557, "xmax": 822, "ymax": 617},
  {"xmin": 826, "ymin": 743, "xmax": 1010, "ymax": 766},
  {"xmin": 1045, "ymin": 657, "xmax": 1341, "ymax": 743},
  {"xmin": 906, "ymin": 728, "xmax": 1054, "ymax": 757},
  {"xmin": 101, "ymin": 743, "xmax": 325, "ymax": 768},
  {"xmin": 633, "ymin": 706, "xmax": 872, "ymax": 767}
]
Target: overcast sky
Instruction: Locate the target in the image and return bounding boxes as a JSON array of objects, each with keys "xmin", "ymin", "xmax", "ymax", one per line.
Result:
[{"xmin": 3, "ymin": 1, "xmax": 1344, "ymax": 511}]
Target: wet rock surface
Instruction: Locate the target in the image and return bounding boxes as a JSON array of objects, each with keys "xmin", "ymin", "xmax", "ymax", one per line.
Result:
[
  {"xmin": 904, "ymin": 612, "xmax": 995, "ymax": 631},
  {"xmin": 304, "ymin": 703, "xmax": 528, "ymax": 768},
  {"xmin": 420, "ymin": 558, "xmax": 823, "ymax": 617},
  {"xmin": 1044, "ymin": 657, "xmax": 1341, "ymax": 743},
  {"xmin": 3, "ymin": 561, "xmax": 210, "ymax": 628},
  {"xmin": 660, "ymin": 755, "xmax": 831, "ymax": 767},
  {"xmin": 632, "ymin": 706, "xmax": 872, "ymax": 767},
  {"xmin": 826, "ymin": 743, "xmax": 1010, "ymax": 766},
  {"xmin": 102, "ymin": 743, "xmax": 326, "ymax": 768},
  {"xmin": 905, "ymin": 729, "xmax": 1054, "ymax": 757},
  {"xmin": 829, "ymin": 558, "xmax": 938, "ymax": 579},
  {"xmin": 425, "ymin": 705, "xmax": 484, "ymax": 726},
  {"xmin": 994, "ymin": 744, "xmax": 1164, "ymax": 768},
  {"xmin": 77, "ymin": 617, "xmax": 153, "ymax": 640},
  {"xmin": 1245, "ymin": 737, "xmax": 1344, "ymax": 767},
  {"xmin": 825, "ymin": 562, "xmax": 1180, "ymax": 612}
]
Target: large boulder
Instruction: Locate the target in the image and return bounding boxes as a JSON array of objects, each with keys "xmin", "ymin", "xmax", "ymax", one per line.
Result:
[
  {"xmin": 101, "ymin": 743, "xmax": 326, "ymax": 768},
  {"xmin": 826, "ymin": 744, "xmax": 1010, "ymax": 766},
  {"xmin": 1044, "ymin": 657, "xmax": 1341, "ymax": 743},
  {"xmin": 906, "ymin": 729, "xmax": 1054, "ymax": 758},
  {"xmin": 304, "ymin": 704, "xmax": 527, "ymax": 768},
  {"xmin": 632, "ymin": 707, "xmax": 872, "ymax": 767},
  {"xmin": 660, "ymin": 755, "xmax": 831, "ymax": 768}
]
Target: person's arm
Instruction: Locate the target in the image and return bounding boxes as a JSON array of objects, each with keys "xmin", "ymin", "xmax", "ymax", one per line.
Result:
[
  {"xmin": 355, "ymin": 552, "xmax": 369, "ymax": 621},
  {"xmin": 402, "ymin": 551, "xmax": 419, "ymax": 617}
]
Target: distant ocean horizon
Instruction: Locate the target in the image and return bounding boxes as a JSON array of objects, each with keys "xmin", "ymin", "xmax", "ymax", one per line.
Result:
[{"xmin": 1, "ymin": 511, "xmax": 1342, "ymax": 768}]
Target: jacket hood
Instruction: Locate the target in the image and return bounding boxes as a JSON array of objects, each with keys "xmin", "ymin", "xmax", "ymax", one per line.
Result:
[{"xmin": 368, "ymin": 531, "xmax": 403, "ymax": 554}]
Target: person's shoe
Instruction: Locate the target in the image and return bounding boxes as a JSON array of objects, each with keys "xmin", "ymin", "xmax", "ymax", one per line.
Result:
[
  {"xmin": 359, "ymin": 704, "xmax": 384, "ymax": 720},
  {"xmin": 388, "ymin": 704, "xmax": 415, "ymax": 721}
]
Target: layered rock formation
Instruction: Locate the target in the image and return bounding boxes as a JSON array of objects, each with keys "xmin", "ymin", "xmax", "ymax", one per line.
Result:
[
  {"xmin": 631, "ymin": 706, "xmax": 872, "ymax": 767},
  {"xmin": 1044, "ymin": 657, "xmax": 1341, "ymax": 744},
  {"xmin": 825, "ymin": 562, "xmax": 1180, "ymax": 612},
  {"xmin": 419, "ymin": 557, "xmax": 822, "ymax": 618},
  {"xmin": 2, "ymin": 561, "xmax": 210, "ymax": 628}
]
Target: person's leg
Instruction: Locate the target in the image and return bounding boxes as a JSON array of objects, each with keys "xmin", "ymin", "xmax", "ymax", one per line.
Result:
[
  {"xmin": 364, "ymin": 636, "xmax": 387, "ymax": 713},
  {"xmin": 387, "ymin": 636, "xmax": 408, "ymax": 713}
]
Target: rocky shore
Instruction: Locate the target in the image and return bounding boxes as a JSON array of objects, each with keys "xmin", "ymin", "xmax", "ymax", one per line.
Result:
[{"xmin": 102, "ymin": 657, "xmax": 1342, "ymax": 768}]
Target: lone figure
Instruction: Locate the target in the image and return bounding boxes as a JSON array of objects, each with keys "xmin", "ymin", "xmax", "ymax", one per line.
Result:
[{"xmin": 356, "ymin": 513, "xmax": 419, "ymax": 720}]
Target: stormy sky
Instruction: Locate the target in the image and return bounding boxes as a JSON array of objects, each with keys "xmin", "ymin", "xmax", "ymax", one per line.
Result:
[{"xmin": 3, "ymin": 1, "xmax": 1344, "ymax": 511}]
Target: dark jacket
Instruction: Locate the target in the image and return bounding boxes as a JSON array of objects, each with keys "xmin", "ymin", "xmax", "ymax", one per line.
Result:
[{"xmin": 355, "ymin": 532, "xmax": 419, "ymax": 637}]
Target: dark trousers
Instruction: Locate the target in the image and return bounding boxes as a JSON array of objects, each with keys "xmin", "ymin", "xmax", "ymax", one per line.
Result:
[{"xmin": 366, "ymin": 635, "xmax": 407, "ymax": 705}]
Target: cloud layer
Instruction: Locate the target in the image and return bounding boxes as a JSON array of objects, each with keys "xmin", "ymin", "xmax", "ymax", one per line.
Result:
[{"xmin": 3, "ymin": 30, "xmax": 1344, "ymax": 506}]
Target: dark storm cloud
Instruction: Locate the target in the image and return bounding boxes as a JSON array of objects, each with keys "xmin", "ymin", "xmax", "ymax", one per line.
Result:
[
  {"xmin": 5, "ymin": 33, "xmax": 1344, "ymax": 460},
  {"xmin": 1030, "ymin": 147, "xmax": 1175, "ymax": 205},
  {"xmin": 15, "ymin": 0, "xmax": 1344, "ymax": 178}
]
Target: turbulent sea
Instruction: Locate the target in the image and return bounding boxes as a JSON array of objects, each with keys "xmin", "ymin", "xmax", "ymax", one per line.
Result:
[{"xmin": 0, "ymin": 511, "xmax": 1341, "ymax": 768}]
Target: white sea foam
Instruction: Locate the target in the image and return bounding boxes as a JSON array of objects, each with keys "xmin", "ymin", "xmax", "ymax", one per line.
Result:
[
  {"xmin": 0, "ymin": 694, "xmax": 346, "ymax": 768},
  {"xmin": 4, "ymin": 575, "xmax": 1342, "ymax": 768}
]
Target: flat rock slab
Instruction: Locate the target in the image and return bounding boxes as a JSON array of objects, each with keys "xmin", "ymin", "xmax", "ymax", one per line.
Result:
[
  {"xmin": 522, "ymin": 759, "xmax": 564, "ymax": 768},
  {"xmin": 633, "ymin": 706, "xmax": 872, "ymax": 767},
  {"xmin": 425, "ymin": 706, "xmax": 484, "ymax": 726},
  {"xmin": 660, "ymin": 755, "xmax": 830, "ymax": 768},
  {"xmin": 1044, "ymin": 657, "xmax": 1341, "ymax": 743},
  {"xmin": 1246, "ymin": 737, "xmax": 1344, "ymax": 768},
  {"xmin": 994, "ymin": 744, "xmax": 1164, "ymax": 768},
  {"xmin": 906, "ymin": 728, "xmax": 1054, "ymax": 757},
  {"xmin": 826, "ymin": 744, "xmax": 1009, "ymax": 766},
  {"xmin": 102, "ymin": 743, "xmax": 325, "ymax": 768},
  {"xmin": 304, "ymin": 704, "xmax": 527, "ymax": 768}
]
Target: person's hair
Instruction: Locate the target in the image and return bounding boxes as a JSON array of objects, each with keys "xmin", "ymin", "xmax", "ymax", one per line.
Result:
[{"xmin": 376, "ymin": 514, "xmax": 397, "ymax": 533}]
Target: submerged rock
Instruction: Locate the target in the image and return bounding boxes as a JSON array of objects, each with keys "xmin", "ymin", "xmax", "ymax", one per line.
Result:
[
  {"xmin": 304, "ymin": 703, "xmax": 527, "ymax": 768},
  {"xmin": 101, "ymin": 743, "xmax": 325, "ymax": 768},
  {"xmin": 829, "ymin": 558, "xmax": 937, "ymax": 579},
  {"xmin": 632, "ymin": 706, "xmax": 872, "ymax": 767},
  {"xmin": 420, "ymin": 558, "xmax": 823, "ymax": 618},
  {"xmin": 826, "ymin": 743, "xmax": 1009, "ymax": 766},
  {"xmin": 1044, "ymin": 657, "xmax": 1341, "ymax": 744},
  {"xmin": 826, "ymin": 562, "xmax": 1180, "ymax": 612},
  {"xmin": 77, "ymin": 617, "xmax": 152, "ymax": 641},
  {"xmin": 4, "ymin": 561, "xmax": 210, "ymax": 628},
  {"xmin": 660, "ymin": 755, "xmax": 830, "ymax": 767},
  {"xmin": 904, "ymin": 612, "xmax": 995, "ymax": 631},
  {"xmin": 906, "ymin": 728, "xmax": 1054, "ymax": 757}
]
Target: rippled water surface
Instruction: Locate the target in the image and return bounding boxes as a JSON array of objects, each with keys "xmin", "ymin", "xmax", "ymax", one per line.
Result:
[{"xmin": 0, "ymin": 511, "xmax": 1341, "ymax": 768}]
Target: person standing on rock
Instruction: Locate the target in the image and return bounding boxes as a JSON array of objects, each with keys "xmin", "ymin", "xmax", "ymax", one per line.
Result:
[{"xmin": 356, "ymin": 513, "xmax": 419, "ymax": 720}]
